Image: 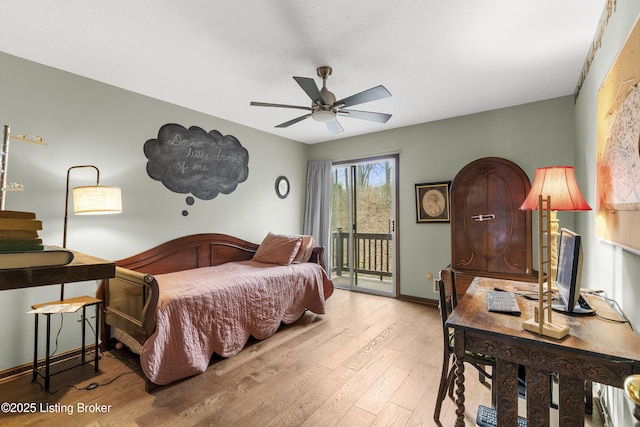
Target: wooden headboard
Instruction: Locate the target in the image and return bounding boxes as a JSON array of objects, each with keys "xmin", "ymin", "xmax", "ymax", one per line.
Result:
[
  {"xmin": 114, "ymin": 233, "xmax": 327, "ymax": 274},
  {"xmin": 115, "ymin": 233, "xmax": 260, "ymax": 274}
]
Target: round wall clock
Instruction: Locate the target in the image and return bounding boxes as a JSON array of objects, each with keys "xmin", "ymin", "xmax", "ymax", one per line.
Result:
[{"xmin": 275, "ymin": 176, "xmax": 290, "ymax": 199}]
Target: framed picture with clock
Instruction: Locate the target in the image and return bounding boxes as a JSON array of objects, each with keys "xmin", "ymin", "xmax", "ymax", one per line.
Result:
[{"xmin": 415, "ymin": 181, "xmax": 451, "ymax": 223}]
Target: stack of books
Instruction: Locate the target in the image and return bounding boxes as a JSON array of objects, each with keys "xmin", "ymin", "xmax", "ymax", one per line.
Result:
[
  {"xmin": 0, "ymin": 210, "xmax": 44, "ymax": 251},
  {"xmin": 0, "ymin": 210, "xmax": 74, "ymax": 269}
]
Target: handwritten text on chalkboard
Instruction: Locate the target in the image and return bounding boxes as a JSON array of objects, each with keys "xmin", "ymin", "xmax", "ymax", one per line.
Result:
[{"xmin": 144, "ymin": 124, "xmax": 249, "ymax": 200}]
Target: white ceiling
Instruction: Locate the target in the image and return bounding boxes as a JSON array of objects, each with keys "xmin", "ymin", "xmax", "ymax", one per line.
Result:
[{"xmin": 0, "ymin": 1, "xmax": 606, "ymax": 144}]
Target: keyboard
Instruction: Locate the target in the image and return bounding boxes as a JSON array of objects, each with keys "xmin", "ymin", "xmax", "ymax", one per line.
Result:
[
  {"xmin": 487, "ymin": 291, "xmax": 521, "ymax": 315},
  {"xmin": 476, "ymin": 405, "xmax": 527, "ymax": 427}
]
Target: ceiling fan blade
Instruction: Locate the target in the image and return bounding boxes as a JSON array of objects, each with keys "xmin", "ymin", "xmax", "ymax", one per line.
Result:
[
  {"xmin": 293, "ymin": 76, "xmax": 325, "ymax": 105},
  {"xmin": 325, "ymin": 119, "xmax": 343, "ymax": 135},
  {"xmin": 275, "ymin": 114, "xmax": 312, "ymax": 128},
  {"xmin": 250, "ymin": 101, "xmax": 311, "ymax": 111},
  {"xmin": 335, "ymin": 85, "xmax": 391, "ymax": 108},
  {"xmin": 338, "ymin": 109, "xmax": 392, "ymax": 124}
]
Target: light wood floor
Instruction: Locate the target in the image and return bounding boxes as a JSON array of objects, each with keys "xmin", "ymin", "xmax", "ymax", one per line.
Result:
[{"xmin": 0, "ymin": 289, "xmax": 603, "ymax": 426}]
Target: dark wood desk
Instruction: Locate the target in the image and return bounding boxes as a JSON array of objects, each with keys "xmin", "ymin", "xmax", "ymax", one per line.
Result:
[
  {"xmin": 0, "ymin": 250, "xmax": 115, "ymax": 290},
  {"xmin": 446, "ymin": 277, "xmax": 640, "ymax": 427}
]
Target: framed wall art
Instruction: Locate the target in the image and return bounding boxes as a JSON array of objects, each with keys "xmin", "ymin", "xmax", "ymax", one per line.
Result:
[
  {"xmin": 595, "ymin": 17, "xmax": 640, "ymax": 254},
  {"xmin": 415, "ymin": 181, "xmax": 451, "ymax": 223}
]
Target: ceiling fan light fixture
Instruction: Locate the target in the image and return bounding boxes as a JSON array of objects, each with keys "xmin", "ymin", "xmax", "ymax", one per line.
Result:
[{"xmin": 312, "ymin": 110, "xmax": 336, "ymax": 122}]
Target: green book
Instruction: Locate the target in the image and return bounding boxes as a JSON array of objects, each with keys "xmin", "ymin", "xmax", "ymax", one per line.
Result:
[
  {"xmin": 0, "ymin": 246, "xmax": 74, "ymax": 269},
  {"xmin": 0, "ymin": 238, "xmax": 44, "ymax": 251}
]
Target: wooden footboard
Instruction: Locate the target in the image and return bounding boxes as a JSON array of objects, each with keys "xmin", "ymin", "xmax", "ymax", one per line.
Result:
[
  {"xmin": 99, "ymin": 233, "xmax": 328, "ymax": 353},
  {"xmin": 102, "ymin": 267, "xmax": 158, "ymax": 346}
]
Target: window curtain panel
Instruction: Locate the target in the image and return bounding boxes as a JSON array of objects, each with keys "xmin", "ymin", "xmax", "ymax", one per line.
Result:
[{"xmin": 303, "ymin": 160, "xmax": 332, "ymax": 271}]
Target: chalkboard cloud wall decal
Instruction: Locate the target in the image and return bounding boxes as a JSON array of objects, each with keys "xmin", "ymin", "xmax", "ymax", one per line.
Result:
[{"xmin": 144, "ymin": 124, "xmax": 249, "ymax": 200}]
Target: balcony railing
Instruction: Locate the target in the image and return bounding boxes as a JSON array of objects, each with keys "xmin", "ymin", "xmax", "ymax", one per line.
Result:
[{"xmin": 332, "ymin": 228, "xmax": 392, "ymax": 280}]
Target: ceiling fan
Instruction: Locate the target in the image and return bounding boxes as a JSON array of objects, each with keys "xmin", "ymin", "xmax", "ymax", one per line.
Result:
[{"xmin": 250, "ymin": 66, "xmax": 392, "ymax": 135}]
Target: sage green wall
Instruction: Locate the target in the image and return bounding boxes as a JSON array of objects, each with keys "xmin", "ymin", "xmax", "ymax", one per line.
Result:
[
  {"xmin": 573, "ymin": 1, "xmax": 640, "ymax": 425},
  {"xmin": 309, "ymin": 96, "xmax": 576, "ymax": 300},
  {"xmin": 0, "ymin": 52, "xmax": 309, "ymax": 370},
  {"xmin": 2, "ymin": 4, "xmax": 637, "ymax": 421}
]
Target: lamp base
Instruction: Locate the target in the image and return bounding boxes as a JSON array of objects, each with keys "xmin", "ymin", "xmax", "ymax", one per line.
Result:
[{"xmin": 522, "ymin": 317, "xmax": 569, "ymax": 339}]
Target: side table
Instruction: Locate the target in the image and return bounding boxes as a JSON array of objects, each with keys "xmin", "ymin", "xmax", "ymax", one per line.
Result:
[{"xmin": 31, "ymin": 295, "xmax": 102, "ymax": 391}]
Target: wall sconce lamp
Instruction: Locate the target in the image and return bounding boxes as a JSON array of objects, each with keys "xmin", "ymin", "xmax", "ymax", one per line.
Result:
[
  {"xmin": 519, "ymin": 166, "xmax": 591, "ymax": 282},
  {"xmin": 519, "ymin": 166, "xmax": 590, "ymax": 339},
  {"xmin": 61, "ymin": 165, "xmax": 122, "ymax": 300}
]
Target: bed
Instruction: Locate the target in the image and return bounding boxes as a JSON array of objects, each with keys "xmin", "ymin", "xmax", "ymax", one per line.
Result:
[{"xmin": 98, "ymin": 232, "xmax": 334, "ymax": 390}]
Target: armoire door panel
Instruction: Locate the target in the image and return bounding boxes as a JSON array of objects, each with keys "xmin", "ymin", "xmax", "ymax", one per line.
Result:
[{"xmin": 451, "ymin": 157, "xmax": 533, "ymax": 280}]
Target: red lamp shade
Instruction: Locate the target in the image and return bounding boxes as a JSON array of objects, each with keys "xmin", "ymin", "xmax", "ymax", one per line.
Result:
[{"xmin": 520, "ymin": 166, "xmax": 591, "ymax": 211}]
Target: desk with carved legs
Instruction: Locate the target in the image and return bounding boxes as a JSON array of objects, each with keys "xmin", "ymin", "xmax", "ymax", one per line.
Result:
[{"xmin": 446, "ymin": 277, "xmax": 640, "ymax": 427}]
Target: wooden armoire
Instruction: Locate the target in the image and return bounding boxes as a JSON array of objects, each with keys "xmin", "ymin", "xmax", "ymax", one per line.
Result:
[{"xmin": 450, "ymin": 157, "xmax": 536, "ymax": 293}]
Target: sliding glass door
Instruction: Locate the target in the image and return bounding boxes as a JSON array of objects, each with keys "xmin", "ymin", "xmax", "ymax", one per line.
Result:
[{"xmin": 331, "ymin": 155, "xmax": 398, "ymax": 296}]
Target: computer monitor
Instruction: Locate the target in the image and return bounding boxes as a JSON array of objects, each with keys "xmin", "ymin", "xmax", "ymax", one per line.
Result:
[{"xmin": 553, "ymin": 228, "xmax": 593, "ymax": 314}]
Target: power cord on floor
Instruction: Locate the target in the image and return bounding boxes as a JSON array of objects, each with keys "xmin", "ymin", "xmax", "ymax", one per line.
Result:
[{"xmin": 44, "ymin": 367, "xmax": 142, "ymax": 395}]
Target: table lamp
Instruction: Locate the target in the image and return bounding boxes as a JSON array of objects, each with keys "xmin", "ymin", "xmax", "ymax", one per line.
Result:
[
  {"xmin": 519, "ymin": 166, "xmax": 591, "ymax": 283},
  {"xmin": 61, "ymin": 165, "xmax": 122, "ymax": 300},
  {"xmin": 519, "ymin": 166, "xmax": 590, "ymax": 339}
]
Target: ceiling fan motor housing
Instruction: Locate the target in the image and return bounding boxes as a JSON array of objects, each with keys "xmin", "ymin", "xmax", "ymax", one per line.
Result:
[{"xmin": 319, "ymin": 87, "xmax": 336, "ymax": 106}]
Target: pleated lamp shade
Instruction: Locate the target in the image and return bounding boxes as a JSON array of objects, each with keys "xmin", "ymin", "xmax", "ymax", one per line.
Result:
[{"xmin": 520, "ymin": 166, "xmax": 591, "ymax": 211}]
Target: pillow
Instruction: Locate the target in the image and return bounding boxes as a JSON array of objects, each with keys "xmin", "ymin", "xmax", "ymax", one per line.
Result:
[
  {"xmin": 253, "ymin": 232, "xmax": 302, "ymax": 266},
  {"xmin": 293, "ymin": 235, "xmax": 315, "ymax": 263}
]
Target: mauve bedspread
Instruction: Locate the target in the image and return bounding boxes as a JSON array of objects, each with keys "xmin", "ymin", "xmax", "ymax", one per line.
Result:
[{"xmin": 140, "ymin": 260, "xmax": 333, "ymax": 385}]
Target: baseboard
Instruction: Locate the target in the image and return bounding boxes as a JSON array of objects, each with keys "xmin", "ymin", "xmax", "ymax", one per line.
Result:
[
  {"xmin": 0, "ymin": 345, "xmax": 98, "ymax": 382},
  {"xmin": 398, "ymin": 293, "xmax": 438, "ymax": 307}
]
